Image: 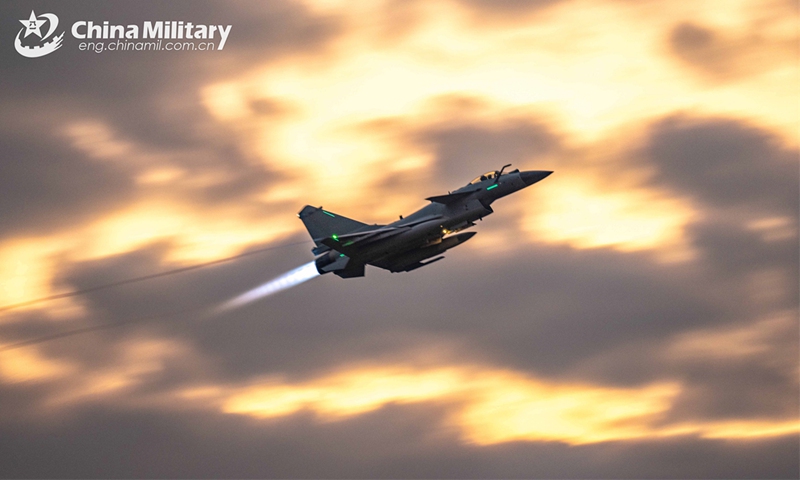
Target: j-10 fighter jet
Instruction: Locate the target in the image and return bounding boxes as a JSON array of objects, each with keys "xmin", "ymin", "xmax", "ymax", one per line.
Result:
[{"xmin": 299, "ymin": 165, "xmax": 552, "ymax": 277}]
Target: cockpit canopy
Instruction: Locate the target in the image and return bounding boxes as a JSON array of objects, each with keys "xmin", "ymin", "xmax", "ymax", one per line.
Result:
[{"xmin": 470, "ymin": 171, "xmax": 498, "ymax": 185}]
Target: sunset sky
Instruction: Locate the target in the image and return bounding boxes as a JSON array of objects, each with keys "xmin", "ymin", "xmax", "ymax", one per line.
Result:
[{"xmin": 0, "ymin": 0, "xmax": 798, "ymax": 477}]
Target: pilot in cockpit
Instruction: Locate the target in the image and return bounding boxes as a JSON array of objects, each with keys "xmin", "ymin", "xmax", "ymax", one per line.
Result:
[{"xmin": 471, "ymin": 171, "xmax": 496, "ymax": 184}]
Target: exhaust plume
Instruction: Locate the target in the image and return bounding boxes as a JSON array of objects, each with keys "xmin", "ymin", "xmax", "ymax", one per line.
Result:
[{"xmin": 216, "ymin": 261, "xmax": 319, "ymax": 313}]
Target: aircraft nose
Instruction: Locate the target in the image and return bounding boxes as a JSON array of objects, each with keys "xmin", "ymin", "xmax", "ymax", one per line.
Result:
[{"xmin": 520, "ymin": 170, "xmax": 553, "ymax": 186}]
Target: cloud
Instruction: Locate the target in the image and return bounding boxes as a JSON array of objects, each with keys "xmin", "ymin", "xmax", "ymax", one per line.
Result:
[
  {"xmin": 0, "ymin": 399, "xmax": 796, "ymax": 478},
  {"xmin": 455, "ymin": 0, "xmax": 565, "ymax": 19},
  {"xmin": 415, "ymin": 115, "xmax": 561, "ymax": 184},
  {"xmin": 667, "ymin": 9, "xmax": 797, "ymax": 83},
  {"xmin": 642, "ymin": 115, "xmax": 798, "ymax": 315},
  {"xmin": 2, "ymin": 99, "xmax": 796, "ymax": 476},
  {"xmin": 645, "ymin": 115, "xmax": 798, "ymax": 216},
  {"xmin": 0, "ymin": 0, "xmax": 343, "ymax": 239},
  {"xmin": 0, "ymin": 0, "xmax": 797, "ymax": 477},
  {"xmin": 0, "ymin": 120, "xmax": 136, "ymax": 238},
  {"xmin": 4, "ymin": 205, "xmax": 791, "ymax": 436}
]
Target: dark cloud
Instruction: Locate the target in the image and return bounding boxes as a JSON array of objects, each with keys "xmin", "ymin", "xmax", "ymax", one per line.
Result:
[
  {"xmin": 0, "ymin": 151, "xmax": 795, "ymax": 477},
  {"xmin": 0, "ymin": 123, "xmax": 136, "ymax": 237},
  {"xmin": 26, "ymin": 217, "xmax": 785, "ymax": 394},
  {"xmin": 0, "ymin": 0, "xmax": 342, "ymax": 239},
  {"xmin": 4, "ymin": 105, "xmax": 790, "ymax": 443},
  {"xmin": 643, "ymin": 115, "xmax": 798, "ymax": 319},
  {"xmin": 456, "ymin": 0, "xmax": 565, "ymax": 18},
  {"xmin": 671, "ymin": 22, "xmax": 715, "ymax": 51},
  {"xmin": 1, "ymin": 1, "xmax": 797, "ymax": 476},
  {"xmin": 417, "ymin": 117, "xmax": 560, "ymax": 189},
  {"xmin": 666, "ymin": 356, "xmax": 799, "ymax": 423},
  {"xmin": 645, "ymin": 115, "xmax": 798, "ymax": 216},
  {"xmin": 0, "ymin": 400, "xmax": 796, "ymax": 478},
  {"xmin": 689, "ymin": 219, "xmax": 796, "ymax": 277},
  {"xmin": 668, "ymin": 22, "xmax": 730, "ymax": 78},
  {"xmin": 1, "ymin": 111, "xmax": 795, "ymax": 478},
  {"xmin": 667, "ymin": 19, "xmax": 795, "ymax": 82},
  {"xmin": 688, "ymin": 219, "xmax": 799, "ymax": 312},
  {"xmin": 566, "ymin": 314, "xmax": 799, "ymax": 423},
  {"xmin": 1, "ymin": 0, "xmax": 341, "ymax": 95}
]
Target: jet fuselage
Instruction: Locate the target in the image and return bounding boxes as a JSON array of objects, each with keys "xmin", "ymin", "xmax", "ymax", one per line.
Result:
[{"xmin": 299, "ymin": 168, "xmax": 552, "ymax": 277}]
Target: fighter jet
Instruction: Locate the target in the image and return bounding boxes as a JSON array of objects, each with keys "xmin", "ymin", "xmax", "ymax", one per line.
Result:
[{"xmin": 299, "ymin": 165, "xmax": 552, "ymax": 277}]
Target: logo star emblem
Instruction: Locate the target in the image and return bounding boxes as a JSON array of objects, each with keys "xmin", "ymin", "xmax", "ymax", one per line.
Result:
[{"xmin": 20, "ymin": 10, "xmax": 46, "ymax": 38}]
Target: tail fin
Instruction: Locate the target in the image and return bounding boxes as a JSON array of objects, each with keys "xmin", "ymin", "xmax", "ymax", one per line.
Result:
[{"xmin": 298, "ymin": 206, "xmax": 368, "ymax": 246}]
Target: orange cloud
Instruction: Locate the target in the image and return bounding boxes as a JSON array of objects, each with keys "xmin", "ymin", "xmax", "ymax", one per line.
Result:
[
  {"xmin": 4, "ymin": 0, "xmax": 794, "ymax": 316},
  {"xmin": 219, "ymin": 362, "xmax": 799, "ymax": 445}
]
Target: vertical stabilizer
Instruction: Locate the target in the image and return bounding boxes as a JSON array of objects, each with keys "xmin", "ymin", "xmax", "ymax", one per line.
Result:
[{"xmin": 298, "ymin": 206, "xmax": 368, "ymax": 246}]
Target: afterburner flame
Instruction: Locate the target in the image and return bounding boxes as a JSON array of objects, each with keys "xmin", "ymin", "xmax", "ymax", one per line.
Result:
[{"xmin": 217, "ymin": 261, "xmax": 319, "ymax": 312}]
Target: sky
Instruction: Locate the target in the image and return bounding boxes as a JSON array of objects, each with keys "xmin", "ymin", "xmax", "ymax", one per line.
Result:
[{"xmin": 0, "ymin": 0, "xmax": 798, "ymax": 477}]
